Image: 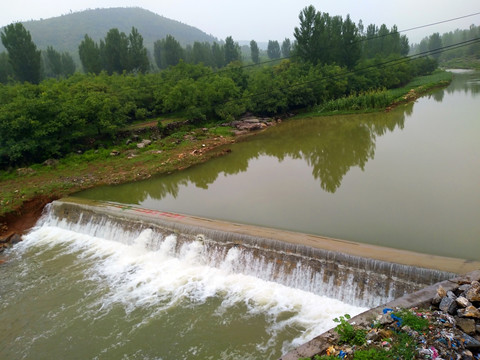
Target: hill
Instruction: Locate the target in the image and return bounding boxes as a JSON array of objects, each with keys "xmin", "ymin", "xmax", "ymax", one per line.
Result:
[{"xmin": 0, "ymin": 7, "xmax": 218, "ymax": 54}]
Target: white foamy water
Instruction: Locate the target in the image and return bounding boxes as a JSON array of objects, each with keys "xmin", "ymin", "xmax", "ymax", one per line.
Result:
[{"xmin": 7, "ymin": 222, "xmax": 367, "ymax": 358}]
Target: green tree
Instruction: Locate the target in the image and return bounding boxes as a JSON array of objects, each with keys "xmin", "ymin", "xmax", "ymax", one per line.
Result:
[
  {"xmin": 224, "ymin": 36, "xmax": 240, "ymax": 65},
  {"xmin": 428, "ymin": 33, "xmax": 442, "ymax": 60},
  {"xmin": 1, "ymin": 23, "xmax": 42, "ymax": 84},
  {"xmin": 341, "ymin": 15, "xmax": 360, "ymax": 68},
  {"xmin": 281, "ymin": 38, "xmax": 291, "ymax": 58},
  {"xmin": 154, "ymin": 35, "xmax": 185, "ymax": 69},
  {"xmin": 293, "ymin": 5, "xmax": 320, "ymax": 64},
  {"xmin": 250, "ymin": 40, "xmax": 260, "ymax": 64},
  {"xmin": 61, "ymin": 52, "xmax": 76, "ymax": 76},
  {"xmin": 211, "ymin": 42, "xmax": 225, "ymax": 68},
  {"xmin": 44, "ymin": 46, "xmax": 63, "ymax": 78},
  {"xmin": 104, "ymin": 28, "xmax": 129, "ymax": 74},
  {"xmin": 0, "ymin": 52, "xmax": 14, "ymax": 83},
  {"xmin": 267, "ymin": 40, "xmax": 281, "ymax": 59},
  {"xmin": 78, "ymin": 34, "xmax": 102, "ymax": 74},
  {"xmin": 127, "ymin": 27, "xmax": 149, "ymax": 73}
]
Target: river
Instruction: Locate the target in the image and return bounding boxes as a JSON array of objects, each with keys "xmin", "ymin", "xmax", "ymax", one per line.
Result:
[
  {"xmin": 78, "ymin": 70, "xmax": 480, "ymax": 261},
  {"xmin": 0, "ymin": 70, "xmax": 477, "ymax": 359}
]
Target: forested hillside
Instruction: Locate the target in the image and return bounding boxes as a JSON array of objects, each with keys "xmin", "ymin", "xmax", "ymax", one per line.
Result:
[{"xmin": 0, "ymin": 7, "xmax": 217, "ymax": 54}]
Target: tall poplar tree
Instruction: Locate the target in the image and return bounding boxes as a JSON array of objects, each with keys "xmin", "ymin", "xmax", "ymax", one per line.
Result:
[
  {"xmin": 250, "ymin": 40, "xmax": 260, "ymax": 64},
  {"xmin": 78, "ymin": 34, "xmax": 102, "ymax": 74},
  {"xmin": 1, "ymin": 23, "xmax": 42, "ymax": 84}
]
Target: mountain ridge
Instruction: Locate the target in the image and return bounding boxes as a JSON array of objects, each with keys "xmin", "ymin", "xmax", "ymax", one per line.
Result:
[{"xmin": 0, "ymin": 7, "xmax": 218, "ymax": 54}]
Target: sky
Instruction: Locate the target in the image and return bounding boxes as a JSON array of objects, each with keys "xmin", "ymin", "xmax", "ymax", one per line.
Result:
[{"xmin": 1, "ymin": 0, "xmax": 479, "ymax": 44}]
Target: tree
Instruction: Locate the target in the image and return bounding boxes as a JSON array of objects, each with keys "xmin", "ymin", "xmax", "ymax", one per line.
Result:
[
  {"xmin": 44, "ymin": 46, "xmax": 63, "ymax": 78},
  {"xmin": 61, "ymin": 52, "xmax": 76, "ymax": 77},
  {"xmin": 0, "ymin": 52, "xmax": 14, "ymax": 83},
  {"xmin": 281, "ymin": 38, "xmax": 291, "ymax": 58},
  {"xmin": 293, "ymin": 5, "xmax": 319, "ymax": 64},
  {"xmin": 104, "ymin": 28, "xmax": 129, "ymax": 74},
  {"xmin": 78, "ymin": 34, "xmax": 102, "ymax": 74},
  {"xmin": 127, "ymin": 27, "xmax": 149, "ymax": 73},
  {"xmin": 211, "ymin": 42, "xmax": 225, "ymax": 68},
  {"xmin": 1, "ymin": 23, "xmax": 42, "ymax": 83},
  {"xmin": 267, "ymin": 40, "xmax": 281, "ymax": 59},
  {"xmin": 428, "ymin": 33, "xmax": 442, "ymax": 60},
  {"xmin": 224, "ymin": 36, "xmax": 240, "ymax": 64},
  {"xmin": 341, "ymin": 15, "xmax": 360, "ymax": 68},
  {"xmin": 154, "ymin": 35, "xmax": 185, "ymax": 69},
  {"xmin": 250, "ymin": 40, "xmax": 260, "ymax": 64}
]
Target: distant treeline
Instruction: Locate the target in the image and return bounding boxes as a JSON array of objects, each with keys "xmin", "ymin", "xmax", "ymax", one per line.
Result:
[
  {"xmin": 0, "ymin": 5, "xmax": 441, "ymax": 168},
  {"xmin": 410, "ymin": 25, "xmax": 480, "ymax": 63}
]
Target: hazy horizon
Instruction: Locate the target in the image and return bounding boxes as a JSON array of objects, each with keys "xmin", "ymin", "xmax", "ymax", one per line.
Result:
[{"xmin": 1, "ymin": 1, "xmax": 479, "ymax": 44}]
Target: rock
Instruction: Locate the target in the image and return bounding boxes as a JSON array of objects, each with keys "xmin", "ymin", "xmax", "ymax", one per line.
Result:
[
  {"xmin": 447, "ymin": 290, "xmax": 457, "ymax": 300},
  {"xmin": 437, "ymin": 285, "xmax": 447, "ymax": 298},
  {"xmin": 43, "ymin": 158, "xmax": 59, "ymax": 167},
  {"xmin": 10, "ymin": 233, "xmax": 21, "ymax": 244},
  {"xmin": 465, "ymin": 286, "xmax": 480, "ymax": 302},
  {"xmin": 456, "ymin": 296, "xmax": 471, "ymax": 308},
  {"xmin": 126, "ymin": 139, "xmax": 132, "ymax": 145},
  {"xmin": 110, "ymin": 150, "xmax": 120, "ymax": 156},
  {"xmin": 457, "ymin": 306, "xmax": 480, "ymax": 319},
  {"xmin": 439, "ymin": 296, "xmax": 457, "ymax": 315},
  {"xmin": 16, "ymin": 167, "xmax": 36, "ymax": 176},
  {"xmin": 143, "ymin": 140, "xmax": 152, "ymax": 146},
  {"xmin": 455, "ymin": 317, "xmax": 476, "ymax": 335},
  {"xmin": 137, "ymin": 142, "xmax": 145, "ymax": 149}
]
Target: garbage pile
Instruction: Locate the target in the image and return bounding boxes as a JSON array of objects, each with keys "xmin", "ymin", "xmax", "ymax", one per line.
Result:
[{"xmin": 314, "ymin": 280, "xmax": 480, "ymax": 359}]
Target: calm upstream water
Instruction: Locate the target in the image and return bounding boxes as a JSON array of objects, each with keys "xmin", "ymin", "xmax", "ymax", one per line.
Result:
[{"xmin": 78, "ymin": 70, "xmax": 480, "ymax": 261}]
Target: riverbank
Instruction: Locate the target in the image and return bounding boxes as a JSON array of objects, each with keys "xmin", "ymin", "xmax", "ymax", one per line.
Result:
[{"xmin": 0, "ymin": 71, "xmax": 453, "ymax": 246}]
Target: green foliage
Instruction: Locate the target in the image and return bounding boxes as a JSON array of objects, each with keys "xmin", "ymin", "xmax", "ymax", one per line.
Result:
[
  {"xmin": 224, "ymin": 36, "xmax": 241, "ymax": 65},
  {"xmin": 333, "ymin": 314, "xmax": 367, "ymax": 346},
  {"xmin": 0, "ymin": 51, "xmax": 14, "ymax": 83},
  {"xmin": 1, "ymin": 23, "xmax": 42, "ymax": 84},
  {"xmin": 353, "ymin": 349, "xmax": 390, "ymax": 359},
  {"xmin": 392, "ymin": 309, "xmax": 429, "ymax": 331},
  {"xmin": 267, "ymin": 40, "xmax": 281, "ymax": 59},
  {"xmin": 250, "ymin": 40, "xmax": 259, "ymax": 64}
]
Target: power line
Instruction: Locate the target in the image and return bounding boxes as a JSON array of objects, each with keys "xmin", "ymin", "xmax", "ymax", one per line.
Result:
[{"xmin": 399, "ymin": 12, "xmax": 480, "ymax": 34}]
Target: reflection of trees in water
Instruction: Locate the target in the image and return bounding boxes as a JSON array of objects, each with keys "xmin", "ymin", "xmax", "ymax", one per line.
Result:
[
  {"xmin": 446, "ymin": 71, "xmax": 480, "ymax": 96},
  {"xmin": 95, "ymin": 107, "xmax": 407, "ymax": 203},
  {"xmin": 139, "ymin": 108, "xmax": 407, "ymax": 200}
]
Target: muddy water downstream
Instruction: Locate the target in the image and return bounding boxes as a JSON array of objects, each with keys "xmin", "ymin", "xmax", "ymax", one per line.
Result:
[{"xmin": 78, "ymin": 70, "xmax": 480, "ymax": 261}]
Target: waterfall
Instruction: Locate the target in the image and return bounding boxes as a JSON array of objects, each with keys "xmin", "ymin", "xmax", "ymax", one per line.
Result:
[{"xmin": 37, "ymin": 199, "xmax": 456, "ymax": 308}]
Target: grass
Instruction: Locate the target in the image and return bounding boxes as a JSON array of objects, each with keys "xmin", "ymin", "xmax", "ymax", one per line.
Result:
[
  {"xmin": 0, "ymin": 126, "xmax": 234, "ymax": 217},
  {"xmin": 310, "ymin": 70, "xmax": 453, "ymax": 116},
  {"xmin": 301, "ymin": 309, "xmax": 428, "ymax": 360}
]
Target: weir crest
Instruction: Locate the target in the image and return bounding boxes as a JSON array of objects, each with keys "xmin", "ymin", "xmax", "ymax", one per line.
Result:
[{"xmin": 39, "ymin": 198, "xmax": 459, "ymax": 308}]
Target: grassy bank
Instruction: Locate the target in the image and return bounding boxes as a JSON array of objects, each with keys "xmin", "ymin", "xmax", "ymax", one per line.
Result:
[
  {"xmin": 0, "ymin": 71, "xmax": 452, "ymax": 225},
  {"xmin": 310, "ymin": 70, "xmax": 452, "ymax": 116}
]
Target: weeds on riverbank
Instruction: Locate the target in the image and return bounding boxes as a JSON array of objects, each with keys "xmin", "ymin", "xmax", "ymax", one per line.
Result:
[
  {"xmin": 301, "ymin": 309, "xmax": 429, "ymax": 360},
  {"xmin": 315, "ymin": 70, "xmax": 453, "ymax": 115}
]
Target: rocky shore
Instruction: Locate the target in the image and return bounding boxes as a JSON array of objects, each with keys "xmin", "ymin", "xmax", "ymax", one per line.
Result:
[{"xmin": 289, "ymin": 273, "xmax": 480, "ymax": 360}]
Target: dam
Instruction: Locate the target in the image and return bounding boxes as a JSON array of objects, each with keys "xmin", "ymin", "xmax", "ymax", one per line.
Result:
[
  {"xmin": 1, "ymin": 194, "xmax": 479, "ymax": 360},
  {"xmin": 46, "ymin": 197, "xmax": 474, "ymax": 308},
  {"xmin": 1, "ymin": 197, "xmax": 475, "ymax": 359}
]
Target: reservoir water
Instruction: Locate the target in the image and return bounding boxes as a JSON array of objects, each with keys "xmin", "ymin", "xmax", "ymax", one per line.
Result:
[{"xmin": 78, "ymin": 70, "xmax": 480, "ymax": 261}]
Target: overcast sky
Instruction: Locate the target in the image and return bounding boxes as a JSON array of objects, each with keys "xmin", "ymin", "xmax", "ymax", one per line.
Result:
[{"xmin": 1, "ymin": 0, "xmax": 479, "ymax": 44}]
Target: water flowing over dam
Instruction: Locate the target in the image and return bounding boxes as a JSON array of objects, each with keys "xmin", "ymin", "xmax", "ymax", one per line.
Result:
[
  {"xmin": 45, "ymin": 198, "xmax": 465, "ymax": 309},
  {"xmin": 3, "ymin": 197, "xmax": 478, "ymax": 359}
]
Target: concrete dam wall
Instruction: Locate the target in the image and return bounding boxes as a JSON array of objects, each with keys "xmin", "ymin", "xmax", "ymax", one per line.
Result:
[{"xmin": 38, "ymin": 198, "xmax": 480, "ymax": 309}]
